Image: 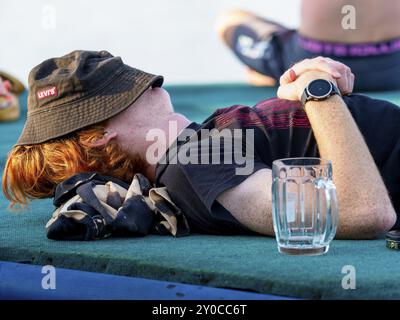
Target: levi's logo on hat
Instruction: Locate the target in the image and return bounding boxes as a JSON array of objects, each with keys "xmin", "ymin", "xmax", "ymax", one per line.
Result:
[{"xmin": 37, "ymin": 86, "xmax": 57, "ymax": 100}]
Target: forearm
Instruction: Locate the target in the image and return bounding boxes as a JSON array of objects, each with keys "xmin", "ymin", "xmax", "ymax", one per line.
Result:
[{"xmin": 305, "ymin": 95, "xmax": 396, "ymax": 237}]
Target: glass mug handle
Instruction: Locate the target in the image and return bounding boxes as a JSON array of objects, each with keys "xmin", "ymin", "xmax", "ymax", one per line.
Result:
[
  {"xmin": 314, "ymin": 178, "xmax": 339, "ymax": 242},
  {"xmin": 271, "ymin": 177, "xmax": 279, "ymax": 236}
]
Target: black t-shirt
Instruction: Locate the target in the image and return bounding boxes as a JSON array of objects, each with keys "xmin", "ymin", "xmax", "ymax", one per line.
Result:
[{"xmin": 156, "ymin": 94, "xmax": 400, "ymax": 234}]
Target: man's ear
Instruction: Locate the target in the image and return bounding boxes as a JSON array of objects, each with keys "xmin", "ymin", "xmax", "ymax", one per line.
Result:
[{"xmin": 89, "ymin": 131, "xmax": 118, "ymax": 147}]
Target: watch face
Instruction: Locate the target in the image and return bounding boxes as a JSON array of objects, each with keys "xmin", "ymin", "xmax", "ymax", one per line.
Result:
[{"xmin": 307, "ymin": 79, "xmax": 332, "ymax": 99}]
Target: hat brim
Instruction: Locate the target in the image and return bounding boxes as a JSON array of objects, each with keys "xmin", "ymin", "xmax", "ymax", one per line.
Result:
[{"xmin": 15, "ymin": 66, "xmax": 163, "ymax": 146}]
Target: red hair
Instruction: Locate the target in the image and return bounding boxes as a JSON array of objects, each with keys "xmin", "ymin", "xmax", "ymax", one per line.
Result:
[{"xmin": 2, "ymin": 122, "xmax": 145, "ymax": 207}]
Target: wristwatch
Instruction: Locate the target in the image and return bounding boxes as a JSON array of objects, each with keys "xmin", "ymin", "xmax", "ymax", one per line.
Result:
[{"xmin": 301, "ymin": 79, "xmax": 341, "ymax": 105}]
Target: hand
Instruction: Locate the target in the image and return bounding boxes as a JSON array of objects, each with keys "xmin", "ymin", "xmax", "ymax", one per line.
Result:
[{"xmin": 277, "ymin": 57, "xmax": 355, "ymax": 101}]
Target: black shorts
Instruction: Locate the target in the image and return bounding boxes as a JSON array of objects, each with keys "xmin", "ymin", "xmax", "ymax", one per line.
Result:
[{"xmin": 228, "ymin": 22, "xmax": 400, "ymax": 91}]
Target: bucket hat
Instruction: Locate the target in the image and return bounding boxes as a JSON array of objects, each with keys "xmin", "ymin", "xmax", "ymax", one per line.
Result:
[{"xmin": 16, "ymin": 50, "xmax": 163, "ymax": 146}]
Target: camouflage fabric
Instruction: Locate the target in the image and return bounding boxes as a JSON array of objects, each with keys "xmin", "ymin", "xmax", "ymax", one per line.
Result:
[{"xmin": 46, "ymin": 172, "xmax": 190, "ymax": 240}]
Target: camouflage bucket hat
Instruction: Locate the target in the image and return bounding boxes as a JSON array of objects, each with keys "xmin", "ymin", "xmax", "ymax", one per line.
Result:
[{"xmin": 15, "ymin": 50, "xmax": 163, "ymax": 146}]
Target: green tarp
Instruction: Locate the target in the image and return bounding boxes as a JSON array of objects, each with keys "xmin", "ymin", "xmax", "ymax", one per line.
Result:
[{"xmin": 1, "ymin": 85, "xmax": 400, "ymax": 299}]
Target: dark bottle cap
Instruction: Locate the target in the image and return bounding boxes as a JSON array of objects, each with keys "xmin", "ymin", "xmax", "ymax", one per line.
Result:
[{"xmin": 385, "ymin": 230, "xmax": 400, "ymax": 250}]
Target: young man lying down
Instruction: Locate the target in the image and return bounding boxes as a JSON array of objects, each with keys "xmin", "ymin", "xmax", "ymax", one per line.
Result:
[{"xmin": 2, "ymin": 50, "xmax": 399, "ymax": 239}]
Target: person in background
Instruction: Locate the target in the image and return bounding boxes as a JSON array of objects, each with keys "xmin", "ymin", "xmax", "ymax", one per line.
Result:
[
  {"xmin": 0, "ymin": 72, "xmax": 25, "ymax": 121},
  {"xmin": 216, "ymin": 0, "xmax": 400, "ymax": 91}
]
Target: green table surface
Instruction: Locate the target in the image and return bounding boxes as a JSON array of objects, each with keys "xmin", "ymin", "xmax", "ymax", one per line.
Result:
[{"xmin": 1, "ymin": 85, "xmax": 400, "ymax": 299}]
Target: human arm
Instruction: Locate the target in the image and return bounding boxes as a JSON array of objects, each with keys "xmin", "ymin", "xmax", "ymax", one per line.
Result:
[
  {"xmin": 217, "ymin": 57, "xmax": 396, "ymax": 239},
  {"xmin": 277, "ymin": 58, "xmax": 396, "ymax": 238},
  {"xmin": 217, "ymin": 168, "xmax": 274, "ymax": 236}
]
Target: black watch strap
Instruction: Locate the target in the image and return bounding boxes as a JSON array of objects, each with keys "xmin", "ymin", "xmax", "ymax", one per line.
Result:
[{"xmin": 301, "ymin": 81, "xmax": 340, "ymax": 105}]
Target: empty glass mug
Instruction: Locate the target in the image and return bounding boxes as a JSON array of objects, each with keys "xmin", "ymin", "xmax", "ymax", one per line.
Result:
[{"xmin": 272, "ymin": 158, "xmax": 339, "ymax": 255}]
